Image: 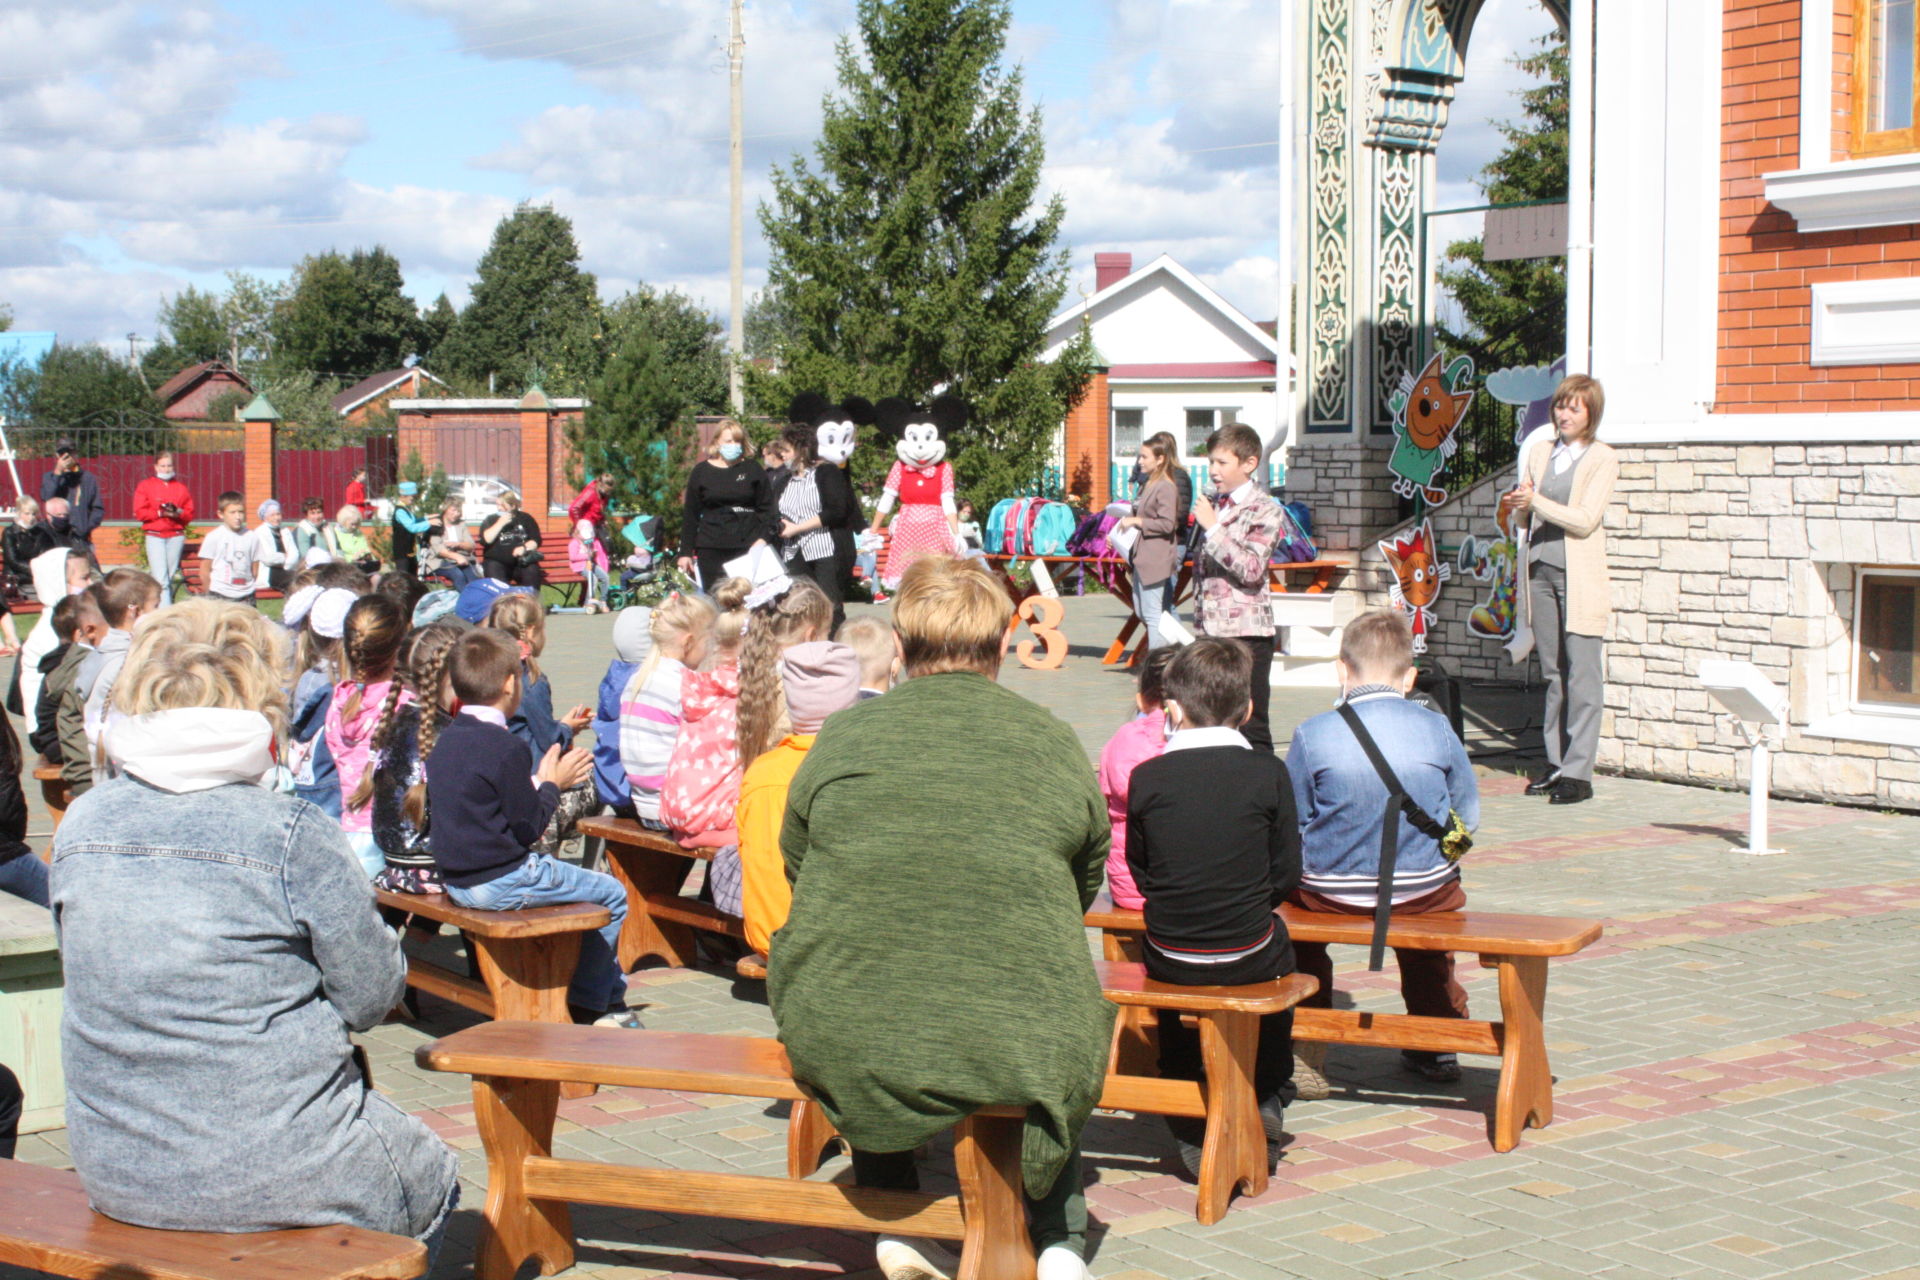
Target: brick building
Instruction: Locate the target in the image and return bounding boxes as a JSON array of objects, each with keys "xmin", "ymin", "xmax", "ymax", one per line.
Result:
[{"xmin": 152, "ymin": 360, "xmax": 253, "ymax": 421}]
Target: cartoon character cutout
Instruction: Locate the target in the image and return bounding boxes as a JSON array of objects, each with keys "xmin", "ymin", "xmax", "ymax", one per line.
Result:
[
  {"xmin": 1456, "ymin": 496, "xmax": 1519, "ymax": 641},
  {"xmin": 1379, "ymin": 519, "xmax": 1449, "ymax": 654},
  {"xmin": 1387, "ymin": 353, "xmax": 1476, "ymax": 507},
  {"xmin": 788, "ymin": 392, "xmax": 876, "ymax": 466},
  {"xmin": 873, "ymin": 395, "xmax": 969, "ymax": 588}
]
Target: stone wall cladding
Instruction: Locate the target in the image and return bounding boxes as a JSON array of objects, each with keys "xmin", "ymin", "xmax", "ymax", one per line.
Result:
[{"xmin": 1324, "ymin": 441, "xmax": 1920, "ymax": 809}]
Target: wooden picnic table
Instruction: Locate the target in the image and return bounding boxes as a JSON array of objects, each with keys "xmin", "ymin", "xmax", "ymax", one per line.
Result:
[{"xmin": 982, "ymin": 553, "xmax": 1350, "ymax": 670}]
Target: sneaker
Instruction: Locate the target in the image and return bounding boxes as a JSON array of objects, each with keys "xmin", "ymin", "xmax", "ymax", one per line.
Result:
[
  {"xmin": 1401, "ymin": 1050, "xmax": 1461, "ymax": 1082},
  {"xmin": 593, "ymin": 1008, "xmax": 643, "ymax": 1029},
  {"xmin": 1293, "ymin": 1043, "xmax": 1331, "ymax": 1101},
  {"xmin": 874, "ymin": 1235, "xmax": 956, "ymax": 1280},
  {"xmin": 1164, "ymin": 1115, "xmax": 1205, "ymax": 1179},
  {"xmin": 1036, "ymin": 1244, "xmax": 1091, "ymax": 1280},
  {"xmin": 1258, "ymin": 1092, "xmax": 1289, "ymax": 1142},
  {"xmin": 872, "ymin": 591, "xmax": 890, "ymax": 604}
]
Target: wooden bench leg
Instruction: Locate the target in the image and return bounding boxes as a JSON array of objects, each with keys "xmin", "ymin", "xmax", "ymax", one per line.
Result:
[
  {"xmin": 786, "ymin": 1097, "xmax": 843, "ymax": 1179},
  {"xmin": 1102, "ymin": 933, "xmax": 1157, "ymax": 1079},
  {"xmin": 953, "ymin": 1112, "xmax": 1037, "ymax": 1280},
  {"xmin": 472, "ymin": 933, "xmax": 597, "ymax": 1100},
  {"xmin": 473, "ymin": 1075, "xmax": 574, "ymax": 1280},
  {"xmin": 605, "ymin": 849, "xmax": 698, "ymax": 970},
  {"xmin": 1194, "ymin": 1010, "xmax": 1268, "ymax": 1226},
  {"xmin": 1489, "ymin": 955, "xmax": 1553, "ymax": 1151}
]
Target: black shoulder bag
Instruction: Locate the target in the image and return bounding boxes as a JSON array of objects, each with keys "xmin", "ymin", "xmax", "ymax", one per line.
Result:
[{"xmin": 1336, "ymin": 703, "xmax": 1472, "ymax": 971}]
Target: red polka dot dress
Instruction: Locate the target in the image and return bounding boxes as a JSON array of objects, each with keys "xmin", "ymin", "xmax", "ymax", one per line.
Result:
[{"xmin": 881, "ymin": 460, "xmax": 956, "ymax": 587}]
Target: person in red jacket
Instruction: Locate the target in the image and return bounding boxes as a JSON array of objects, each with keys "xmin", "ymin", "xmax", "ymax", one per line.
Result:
[
  {"xmin": 567, "ymin": 472, "xmax": 612, "ymax": 536},
  {"xmin": 343, "ymin": 467, "xmax": 376, "ymax": 521},
  {"xmin": 132, "ymin": 452, "xmax": 194, "ymax": 604}
]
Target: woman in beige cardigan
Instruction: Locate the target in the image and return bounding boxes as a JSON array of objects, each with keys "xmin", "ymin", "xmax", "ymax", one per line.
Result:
[
  {"xmin": 1511, "ymin": 374, "xmax": 1616, "ymax": 805},
  {"xmin": 1116, "ymin": 438, "xmax": 1182, "ymax": 650}
]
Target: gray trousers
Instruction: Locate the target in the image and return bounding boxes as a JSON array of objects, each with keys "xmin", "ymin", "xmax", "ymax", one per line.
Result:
[{"xmin": 1528, "ymin": 562, "xmax": 1605, "ymax": 782}]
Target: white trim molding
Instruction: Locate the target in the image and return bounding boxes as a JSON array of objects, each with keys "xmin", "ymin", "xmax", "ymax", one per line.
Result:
[
  {"xmin": 1804, "ymin": 712, "xmax": 1920, "ymax": 749},
  {"xmin": 1811, "ymin": 277, "xmax": 1920, "ymax": 365},
  {"xmin": 1762, "ymin": 154, "xmax": 1920, "ymax": 233},
  {"xmin": 1797, "ymin": 0, "xmax": 1834, "ymax": 169},
  {"xmin": 1606, "ymin": 411, "xmax": 1920, "ymax": 445}
]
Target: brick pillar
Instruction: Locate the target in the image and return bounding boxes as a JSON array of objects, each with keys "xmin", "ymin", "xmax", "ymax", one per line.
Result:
[
  {"xmin": 239, "ymin": 394, "xmax": 279, "ymax": 519},
  {"xmin": 1061, "ymin": 368, "xmax": 1111, "ymax": 505},
  {"xmin": 518, "ymin": 388, "xmax": 552, "ymax": 516}
]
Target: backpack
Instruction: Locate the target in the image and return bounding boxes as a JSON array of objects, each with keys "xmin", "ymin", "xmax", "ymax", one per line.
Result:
[
  {"xmin": 1271, "ymin": 502, "xmax": 1318, "ymax": 565},
  {"xmin": 984, "ymin": 498, "xmax": 1020, "ymax": 554},
  {"xmin": 1067, "ymin": 508, "xmax": 1124, "ymax": 559},
  {"xmin": 1027, "ymin": 500, "xmax": 1078, "ymax": 556}
]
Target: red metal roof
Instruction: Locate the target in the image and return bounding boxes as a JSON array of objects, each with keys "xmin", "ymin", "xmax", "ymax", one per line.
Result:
[
  {"xmin": 153, "ymin": 359, "xmax": 247, "ymax": 405},
  {"xmin": 1107, "ymin": 361, "xmax": 1277, "ymax": 379}
]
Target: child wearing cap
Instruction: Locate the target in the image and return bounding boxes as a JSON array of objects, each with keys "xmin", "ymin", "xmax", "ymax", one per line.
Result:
[
  {"xmin": 735, "ymin": 640, "xmax": 861, "ymax": 955},
  {"xmin": 591, "ymin": 607, "xmax": 653, "ymax": 817},
  {"xmin": 251, "ymin": 500, "xmax": 298, "ymax": 593}
]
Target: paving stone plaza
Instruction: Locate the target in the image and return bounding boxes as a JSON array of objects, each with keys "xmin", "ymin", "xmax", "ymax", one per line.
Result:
[{"xmin": 9, "ymin": 596, "xmax": 1920, "ymax": 1279}]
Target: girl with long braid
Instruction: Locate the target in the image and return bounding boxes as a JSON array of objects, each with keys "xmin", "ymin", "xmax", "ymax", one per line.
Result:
[
  {"xmin": 369, "ymin": 622, "xmax": 465, "ymax": 895},
  {"xmin": 734, "ymin": 578, "xmax": 833, "ymax": 768},
  {"xmin": 327, "ymin": 595, "xmax": 410, "ymax": 877}
]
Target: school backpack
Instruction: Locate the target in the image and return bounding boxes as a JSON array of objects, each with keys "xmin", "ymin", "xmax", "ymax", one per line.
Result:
[
  {"xmin": 1271, "ymin": 502, "xmax": 1318, "ymax": 565},
  {"xmin": 1067, "ymin": 507, "xmax": 1125, "ymax": 560},
  {"xmin": 1026, "ymin": 500, "xmax": 1078, "ymax": 556}
]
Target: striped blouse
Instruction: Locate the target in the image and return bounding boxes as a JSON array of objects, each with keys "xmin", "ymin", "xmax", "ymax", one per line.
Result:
[
  {"xmin": 779, "ymin": 467, "xmax": 835, "ymax": 563},
  {"xmin": 617, "ymin": 658, "xmax": 686, "ymax": 822}
]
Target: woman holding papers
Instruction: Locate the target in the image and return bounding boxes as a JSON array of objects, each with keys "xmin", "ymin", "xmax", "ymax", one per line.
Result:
[{"xmin": 1115, "ymin": 437, "xmax": 1181, "ymax": 651}]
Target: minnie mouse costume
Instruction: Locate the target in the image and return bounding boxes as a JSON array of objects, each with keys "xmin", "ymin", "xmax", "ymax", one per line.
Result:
[{"xmin": 874, "ymin": 396, "xmax": 967, "ymax": 588}]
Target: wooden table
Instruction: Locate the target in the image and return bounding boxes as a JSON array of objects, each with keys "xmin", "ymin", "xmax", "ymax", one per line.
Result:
[
  {"xmin": 0, "ymin": 890, "xmax": 63, "ymax": 1133},
  {"xmin": 982, "ymin": 554, "xmax": 1351, "ymax": 670}
]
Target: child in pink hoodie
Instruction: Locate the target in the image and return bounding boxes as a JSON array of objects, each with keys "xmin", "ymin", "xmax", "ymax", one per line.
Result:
[
  {"xmin": 568, "ymin": 518, "xmax": 611, "ymax": 613},
  {"xmin": 327, "ymin": 594, "xmax": 413, "ymax": 879},
  {"xmin": 659, "ymin": 577, "xmax": 751, "ymax": 847},
  {"xmin": 1097, "ymin": 647, "xmax": 1177, "ymax": 909}
]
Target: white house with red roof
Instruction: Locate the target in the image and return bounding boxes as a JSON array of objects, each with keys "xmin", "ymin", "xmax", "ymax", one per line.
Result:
[{"xmin": 1042, "ymin": 252, "xmax": 1290, "ymax": 505}]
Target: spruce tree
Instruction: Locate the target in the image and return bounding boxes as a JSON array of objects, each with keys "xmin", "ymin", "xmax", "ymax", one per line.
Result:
[
  {"xmin": 438, "ymin": 204, "xmax": 602, "ymax": 396},
  {"xmin": 752, "ymin": 0, "xmax": 1091, "ymax": 504},
  {"xmin": 1436, "ymin": 32, "xmax": 1568, "ymax": 371}
]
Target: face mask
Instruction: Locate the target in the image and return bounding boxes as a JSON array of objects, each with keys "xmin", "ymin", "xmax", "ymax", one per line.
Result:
[
  {"xmin": 718, "ymin": 443, "xmax": 743, "ymax": 463},
  {"xmin": 155, "ymin": 470, "xmax": 175, "ymax": 481}
]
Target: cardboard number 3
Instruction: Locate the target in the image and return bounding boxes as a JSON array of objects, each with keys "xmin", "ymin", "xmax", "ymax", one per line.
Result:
[{"xmin": 1015, "ymin": 596, "xmax": 1067, "ymax": 670}]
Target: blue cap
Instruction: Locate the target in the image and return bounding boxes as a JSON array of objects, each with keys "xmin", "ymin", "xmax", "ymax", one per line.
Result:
[
  {"xmin": 396, "ymin": 481, "xmax": 418, "ymax": 496},
  {"xmin": 454, "ymin": 577, "xmax": 534, "ymax": 624}
]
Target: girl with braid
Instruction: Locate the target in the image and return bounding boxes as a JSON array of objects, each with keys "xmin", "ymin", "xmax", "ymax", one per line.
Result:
[
  {"xmin": 734, "ymin": 578, "xmax": 833, "ymax": 769},
  {"xmin": 369, "ymin": 622, "xmax": 465, "ymax": 895},
  {"xmin": 327, "ymin": 595, "xmax": 410, "ymax": 877}
]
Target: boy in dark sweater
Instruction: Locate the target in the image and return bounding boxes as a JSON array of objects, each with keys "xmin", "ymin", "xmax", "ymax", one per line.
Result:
[
  {"xmin": 427, "ymin": 628, "xmax": 637, "ymax": 1026},
  {"xmin": 28, "ymin": 595, "xmax": 81, "ymax": 764},
  {"xmin": 1126, "ymin": 637, "xmax": 1301, "ymax": 1171}
]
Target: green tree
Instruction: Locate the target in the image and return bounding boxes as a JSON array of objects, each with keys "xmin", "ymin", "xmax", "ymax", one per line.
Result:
[
  {"xmin": 749, "ymin": 0, "xmax": 1086, "ymax": 506},
  {"xmin": 273, "ymin": 246, "xmax": 425, "ymax": 378},
  {"xmin": 418, "ymin": 293, "xmax": 457, "ymax": 365},
  {"xmin": 140, "ymin": 284, "xmax": 228, "ymax": 383},
  {"xmin": 1435, "ymin": 32, "xmax": 1568, "ymax": 371},
  {"xmin": 221, "ymin": 270, "xmax": 284, "ymax": 371},
  {"xmin": 437, "ymin": 204, "xmax": 602, "ymax": 395},
  {"xmin": 4, "ymin": 345, "xmax": 168, "ymax": 451}
]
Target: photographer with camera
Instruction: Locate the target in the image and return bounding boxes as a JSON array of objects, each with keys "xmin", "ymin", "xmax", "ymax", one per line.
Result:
[{"xmin": 132, "ymin": 452, "xmax": 195, "ymax": 604}]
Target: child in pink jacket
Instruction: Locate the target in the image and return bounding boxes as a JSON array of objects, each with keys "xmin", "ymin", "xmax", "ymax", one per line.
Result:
[
  {"xmin": 1097, "ymin": 648, "xmax": 1177, "ymax": 909},
  {"xmin": 659, "ymin": 577, "xmax": 751, "ymax": 846},
  {"xmin": 568, "ymin": 518, "xmax": 611, "ymax": 613}
]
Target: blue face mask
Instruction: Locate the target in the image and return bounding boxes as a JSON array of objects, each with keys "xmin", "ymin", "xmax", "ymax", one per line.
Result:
[{"xmin": 719, "ymin": 443, "xmax": 743, "ymax": 462}]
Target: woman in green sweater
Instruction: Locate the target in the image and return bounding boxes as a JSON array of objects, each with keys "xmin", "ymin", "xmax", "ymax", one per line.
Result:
[{"xmin": 769, "ymin": 555, "xmax": 1113, "ymax": 1280}]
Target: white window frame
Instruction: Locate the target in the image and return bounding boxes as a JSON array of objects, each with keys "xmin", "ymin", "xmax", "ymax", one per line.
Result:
[
  {"xmin": 1111, "ymin": 406, "xmax": 1145, "ymax": 460},
  {"xmin": 1181, "ymin": 407, "xmax": 1241, "ymax": 460},
  {"xmin": 1850, "ymin": 565, "xmax": 1920, "ymax": 716}
]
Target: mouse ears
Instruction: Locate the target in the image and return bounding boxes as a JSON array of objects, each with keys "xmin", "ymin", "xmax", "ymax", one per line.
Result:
[
  {"xmin": 873, "ymin": 394, "xmax": 969, "ymax": 438},
  {"xmin": 788, "ymin": 393, "xmax": 877, "ymax": 427}
]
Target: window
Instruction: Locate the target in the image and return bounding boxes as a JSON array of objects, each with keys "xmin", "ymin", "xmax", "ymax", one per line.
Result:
[
  {"xmin": 1183, "ymin": 408, "xmax": 1239, "ymax": 457},
  {"xmin": 1855, "ymin": 569, "xmax": 1920, "ymax": 710},
  {"xmin": 1856, "ymin": 0, "xmax": 1920, "ymax": 158},
  {"xmin": 1112, "ymin": 407, "xmax": 1144, "ymax": 456}
]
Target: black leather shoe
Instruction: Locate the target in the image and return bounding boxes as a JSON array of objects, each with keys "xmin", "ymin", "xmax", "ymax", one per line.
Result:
[
  {"xmin": 1524, "ymin": 771, "xmax": 1560, "ymax": 796},
  {"xmin": 1549, "ymin": 778, "xmax": 1593, "ymax": 805},
  {"xmin": 1258, "ymin": 1092, "xmax": 1289, "ymax": 1142}
]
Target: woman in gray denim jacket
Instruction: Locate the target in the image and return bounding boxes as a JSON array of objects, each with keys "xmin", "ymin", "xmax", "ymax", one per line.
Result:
[{"xmin": 50, "ymin": 599, "xmax": 458, "ymax": 1255}]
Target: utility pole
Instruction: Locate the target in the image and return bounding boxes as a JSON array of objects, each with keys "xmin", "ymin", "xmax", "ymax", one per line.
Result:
[{"xmin": 727, "ymin": 0, "xmax": 746, "ymax": 416}]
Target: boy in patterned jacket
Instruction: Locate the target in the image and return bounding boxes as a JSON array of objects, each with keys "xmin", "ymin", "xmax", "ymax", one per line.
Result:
[{"xmin": 1190, "ymin": 422, "xmax": 1283, "ymax": 751}]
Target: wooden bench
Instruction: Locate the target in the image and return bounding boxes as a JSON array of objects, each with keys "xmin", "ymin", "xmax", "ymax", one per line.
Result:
[
  {"xmin": 783, "ymin": 958, "xmax": 1317, "ymax": 1225},
  {"xmin": 1087, "ymin": 905, "xmax": 1602, "ymax": 1152},
  {"xmin": 32, "ymin": 761, "xmax": 70, "ymax": 838},
  {"xmin": 576, "ymin": 815, "xmax": 745, "ymax": 970},
  {"xmin": 0, "ymin": 1158, "xmax": 426, "ymax": 1280},
  {"xmin": 419, "ymin": 1022, "xmax": 1036, "ymax": 1280}
]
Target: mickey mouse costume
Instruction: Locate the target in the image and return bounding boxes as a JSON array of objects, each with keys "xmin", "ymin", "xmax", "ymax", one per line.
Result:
[
  {"xmin": 785, "ymin": 394, "xmax": 876, "ymax": 630},
  {"xmin": 873, "ymin": 396, "xmax": 967, "ymax": 589}
]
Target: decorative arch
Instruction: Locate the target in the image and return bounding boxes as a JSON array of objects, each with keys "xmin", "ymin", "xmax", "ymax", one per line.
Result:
[{"xmin": 1369, "ymin": 0, "xmax": 1569, "ymax": 152}]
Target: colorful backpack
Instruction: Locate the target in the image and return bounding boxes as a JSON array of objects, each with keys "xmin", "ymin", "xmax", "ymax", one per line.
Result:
[
  {"xmin": 1272, "ymin": 502, "xmax": 1318, "ymax": 564},
  {"xmin": 1067, "ymin": 508, "xmax": 1124, "ymax": 559}
]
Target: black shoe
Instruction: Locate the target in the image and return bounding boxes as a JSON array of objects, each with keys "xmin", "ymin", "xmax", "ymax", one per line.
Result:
[
  {"xmin": 1164, "ymin": 1116, "xmax": 1205, "ymax": 1178},
  {"xmin": 1258, "ymin": 1092, "xmax": 1289, "ymax": 1142},
  {"xmin": 1401, "ymin": 1050, "xmax": 1461, "ymax": 1082},
  {"xmin": 1548, "ymin": 778, "xmax": 1593, "ymax": 805},
  {"xmin": 1524, "ymin": 771, "xmax": 1561, "ymax": 796}
]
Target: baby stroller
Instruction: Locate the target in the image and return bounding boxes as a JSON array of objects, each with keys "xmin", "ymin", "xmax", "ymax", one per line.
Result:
[{"xmin": 605, "ymin": 514, "xmax": 662, "ymax": 611}]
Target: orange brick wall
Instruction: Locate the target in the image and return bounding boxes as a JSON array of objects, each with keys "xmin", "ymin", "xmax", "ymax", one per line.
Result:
[
  {"xmin": 1061, "ymin": 370, "xmax": 1111, "ymax": 505},
  {"xmin": 1720, "ymin": 0, "xmax": 1920, "ymax": 413}
]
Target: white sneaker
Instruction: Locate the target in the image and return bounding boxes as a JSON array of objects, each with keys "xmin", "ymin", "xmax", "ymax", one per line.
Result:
[
  {"xmin": 874, "ymin": 1235, "xmax": 956, "ymax": 1280},
  {"xmin": 1037, "ymin": 1244, "xmax": 1091, "ymax": 1279}
]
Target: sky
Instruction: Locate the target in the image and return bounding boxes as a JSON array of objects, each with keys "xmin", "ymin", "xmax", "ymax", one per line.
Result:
[{"xmin": 0, "ymin": 0, "xmax": 1559, "ymax": 356}]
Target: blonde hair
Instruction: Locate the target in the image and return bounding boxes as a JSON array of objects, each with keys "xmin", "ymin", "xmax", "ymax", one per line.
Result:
[
  {"xmin": 1551, "ymin": 374, "xmax": 1605, "ymax": 442},
  {"xmin": 498, "ymin": 490, "xmax": 522, "ymax": 512},
  {"xmin": 335, "ymin": 504, "xmax": 361, "ymax": 527},
  {"xmin": 736, "ymin": 579, "xmax": 832, "ymax": 765},
  {"xmin": 15, "ymin": 496, "xmax": 38, "ymax": 520},
  {"xmin": 835, "ymin": 615, "xmax": 897, "ymax": 689},
  {"xmin": 709, "ymin": 576, "xmax": 752, "ymax": 654},
  {"xmin": 113, "ymin": 599, "xmax": 290, "ymax": 742},
  {"xmin": 1339, "ymin": 609, "xmax": 1414, "ymax": 680},
  {"xmin": 894, "ymin": 555, "xmax": 1012, "ymax": 678},
  {"xmin": 485, "ymin": 592, "xmax": 548, "ymax": 680},
  {"xmin": 707, "ymin": 419, "xmax": 748, "ymax": 459},
  {"xmin": 631, "ymin": 591, "xmax": 718, "ymax": 695}
]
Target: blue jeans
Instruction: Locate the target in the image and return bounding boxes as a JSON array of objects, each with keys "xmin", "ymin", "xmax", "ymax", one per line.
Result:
[
  {"xmin": 430, "ymin": 563, "xmax": 477, "ymax": 590},
  {"xmin": 446, "ymin": 854, "xmax": 628, "ymax": 1013},
  {"xmin": 146, "ymin": 535, "xmax": 184, "ymax": 602},
  {"xmin": 1132, "ymin": 574, "xmax": 1174, "ymax": 650},
  {"xmin": 0, "ymin": 853, "xmax": 49, "ymax": 908}
]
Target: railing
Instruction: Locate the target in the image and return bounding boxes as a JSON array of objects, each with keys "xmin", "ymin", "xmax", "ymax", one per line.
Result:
[
  {"xmin": 1106, "ymin": 459, "xmax": 1288, "ymax": 503},
  {"xmin": 0, "ymin": 418, "xmax": 243, "ymax": 522}
]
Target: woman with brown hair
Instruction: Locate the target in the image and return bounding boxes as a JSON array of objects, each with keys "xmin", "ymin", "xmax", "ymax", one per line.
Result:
[
  {"xmin": 678, "ymin": 419, "xmax": 777, "ymax": 590},
  {"xmin": 1116, "ymin": 436, "xmax": 1181, "ymax": 650},
  {"xmin": 775, "ymin": 423, "xmax": 858, "ymax": 633}
]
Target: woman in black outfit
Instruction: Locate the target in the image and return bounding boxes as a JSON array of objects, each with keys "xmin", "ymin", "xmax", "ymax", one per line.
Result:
[
  {"xmin": 677, "ymin": 420, "xmax": 775, "ymax": 589},
  {"xmin": 480, "ymin": 490, "xmax": 545, "ymax": 588},
  {"xmin": 776, "ymin": 424, "xmax": 857, "ymax": 633}
]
